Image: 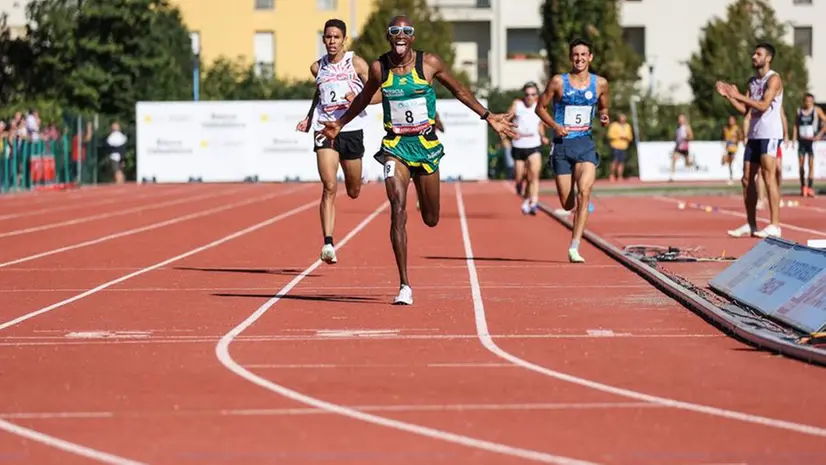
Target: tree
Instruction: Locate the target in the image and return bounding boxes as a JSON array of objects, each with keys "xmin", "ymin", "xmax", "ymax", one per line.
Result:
[
  {"xmin": 200, "ymin": 56, "xmax": 315, "ymax": 101},
  {"xmin": 540, "ymin": 0, "xmax": 642, "ymax": 83},
  {"xmin": 23, "ymin": 0, "xmax": 193, "ymax": 119},
  {"xmin": 688, "ymin": 0, "xmax": 809, "ymax": 122},
  {"xmin": 351, "ymin": 0, "xmax": 468, "ymax": 97}
]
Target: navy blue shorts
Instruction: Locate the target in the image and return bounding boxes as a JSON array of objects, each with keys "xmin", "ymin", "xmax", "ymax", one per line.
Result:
[
  {"xmin": 799, "ymin": 140, "xmax": 815, "ymax": 156},
  {"xmin": 743, "ymin": 138, "xmax": 779, "ymax": 164},
  {"xmin": 612, "ymin": 149, "xmax": 627, "ymax": 162},
  {"xmin": 550, "ymin": 137, "xmax": 599, "ymax": 175}
]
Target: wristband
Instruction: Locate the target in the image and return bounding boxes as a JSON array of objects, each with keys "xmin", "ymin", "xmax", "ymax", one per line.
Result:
[{"xmin": 480, "ymin": 110, "xmax": 490, "ymax": 120}]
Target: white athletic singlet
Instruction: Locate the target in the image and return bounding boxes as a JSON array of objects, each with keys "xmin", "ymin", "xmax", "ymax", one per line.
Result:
[
  {"xmin": 512, "ymin": 99, "xmax": 542, "ymax": 149},
  {"xmin": 747, "ymin": 70, "xmax": 784, "ymax": 140},
  {"xmin": 312, "ymin": 51, "xmax": 367, "ymax": 132},
  {"xmin": 797, "ymin": 107, "xmax": 819, "ymax": 139},
  {"xmin": 675, "ymin": 125, "xmax": 689, "ymax": 151}
]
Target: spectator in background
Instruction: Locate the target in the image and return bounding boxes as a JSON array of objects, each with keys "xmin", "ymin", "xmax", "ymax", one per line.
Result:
[
  {"xmin": 607, "ymin": 113, "xmax": 633, "ymax": 181},
  {"xmin": 106, "ymin": 122, "xmax": 127, "ymax": 184},
  {"xmin": 25, "ymin": 110, "xmax": 40, "ymax": 143}
]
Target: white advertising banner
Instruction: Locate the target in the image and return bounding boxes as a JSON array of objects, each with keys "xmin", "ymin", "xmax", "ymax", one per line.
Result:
[
  {"xmin": 136, "ymin": 99, "xmax": 489, "ymax": 183},
  {"xmin": 637, "ymin": 141, "xmax": 826, "ymax": 182}
]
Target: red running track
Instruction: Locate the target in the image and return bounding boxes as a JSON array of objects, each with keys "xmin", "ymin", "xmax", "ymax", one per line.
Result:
[{"xmin": 1, "ymin": 181, "xmax": 825, "ymax": 465}]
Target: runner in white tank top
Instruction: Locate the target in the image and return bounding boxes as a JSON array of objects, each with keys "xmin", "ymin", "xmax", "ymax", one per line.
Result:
[
  {"xmin": 296, "ymin": 19, "xmax": 382, "ymax": 264},
  {"xmin": 716, "ymin": 42, "xmax": 783, "ymax": 238},
  {"xmin": 503, "ymin": 82, "xmax": 548, "ymax": 215}
]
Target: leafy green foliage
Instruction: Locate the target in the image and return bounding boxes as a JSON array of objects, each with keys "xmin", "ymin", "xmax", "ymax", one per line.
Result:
[
  {"xmin": 688, "ymin": 0, "xmax": 809, "ymax": 121},
  {"xmin": 540, "ymin": 0, "xmax": 642, "ymax": 82}
]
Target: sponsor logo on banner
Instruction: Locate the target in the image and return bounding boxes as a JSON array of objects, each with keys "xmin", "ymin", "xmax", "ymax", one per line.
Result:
[
  {"xmin": 136, "ymin": 99, "xmax": 489, "ymax": 183},
  {"xmin": 637, "ymin": 141, "xmax": 824, "ymax": 182},
  {"xmin": 710, "ymin": 237, "xmax": 826, "ymax": 333}
]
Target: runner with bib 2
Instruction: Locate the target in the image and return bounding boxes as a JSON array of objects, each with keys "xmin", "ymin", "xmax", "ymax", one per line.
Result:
[
  {"xmin": 536, "ymin": 38, "xmax": 610, "ymax": 264},
  {"xmin": 296, "ymin": 19, "xmax": 382, "ymax": 266},
  {"xmin": 320, "ymin": 15, "xmax": 516, "ymax": 305}
]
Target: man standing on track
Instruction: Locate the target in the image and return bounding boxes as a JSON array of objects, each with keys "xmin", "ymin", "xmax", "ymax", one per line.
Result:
[
  {"xmin": 717, "ymin": 42, "xmax": 783, "ymax": 238},
  {"xmin": 321, "ymin": 15, "xmax": 516, "ymax": 305},
  {"xmin": 297, "ymin": 19, "xmax": 381, "ymax": 265},
  {"xmin": 793, "ymin": 93, "xmax": 825, "ymax": 197},
  {"xmin": 502, "ymin": 81, "xmax": 548, "ymax": 215},
  {"xmin": 536, "ymin": 38, "xmax": 610, "ymax": 264}
]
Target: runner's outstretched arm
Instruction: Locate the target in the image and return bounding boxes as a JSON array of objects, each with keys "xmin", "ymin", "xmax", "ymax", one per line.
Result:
[
  {"xmin": 425, "ymin": 53, "xmax": 516, "ymax": 138},
  {"xmin": 352, "ymin": 55, "xmax": 383, "ymax": 105}
]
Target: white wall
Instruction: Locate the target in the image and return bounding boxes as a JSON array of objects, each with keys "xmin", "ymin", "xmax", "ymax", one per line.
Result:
[
  {"xmin": 620, "ymin": 0, "xmax": 825, "ymax": 103},
  {"xmin": 431, "ymin": 0, "xmax": 824, "ymax": 103},
  {"xmin": 0, "ymin": 0, "xmax": 30, "ymax": 37}
]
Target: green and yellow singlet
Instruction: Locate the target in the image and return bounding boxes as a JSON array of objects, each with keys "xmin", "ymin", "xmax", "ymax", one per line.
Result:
[{"xmin": 378, "ymin": 50, "xmax": 444, "ymax": 173}]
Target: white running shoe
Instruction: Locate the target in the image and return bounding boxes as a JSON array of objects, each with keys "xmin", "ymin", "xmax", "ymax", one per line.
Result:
[
  {"xmin": 753, "ymin": 224, "xmax": 782, "ymax": 238},
  {"xmin": 727, "ymin": 223, "xmax": 755, "ymax": 238},
  {"xmin": 320, "ymin": 244, "xmax": 337, "ymax": 264},
  {"xmin": 568, "ymin": 248, "xmax": 585, "ymax": 263},
  {"xmin": 521, "ymin": 201, "xmax": 531, "ymax": 215},
  {"xmin": 393, "ymin": 285, "xmax": 413, "ymax": 305}
]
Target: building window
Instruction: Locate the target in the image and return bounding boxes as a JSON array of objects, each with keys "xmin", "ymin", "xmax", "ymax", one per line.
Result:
[
  {"xmin": 254, "ymin": 31, "xmax": 274, "ymax": 77},
  {"xmin": 255, "ymin": 0, "xmax": 273, "ymax": 10},
  {"xmin": 623, "ymin": 27, "xmax": 646, "ymax": 59},
  {"xmin": 317, "ymin": 31, "xmax": 327, "ymax": 58},
  {"xmin": 793, "ymin": 0, "xmax": 812, "ymax": 4},
  {"xmin": 317, "ymin": 0, "xmax": 336, "ymax": 9},
  {"xmin": 506, "ymin": 29, "xmax": 543, "ymax": 59},
  {"xmin": 476, "ymin": 0, "xmax": 491, "ymax": 7},
  {"xmin": 794, "ymin": 26, "xmax": 813, "ymax": 57}
]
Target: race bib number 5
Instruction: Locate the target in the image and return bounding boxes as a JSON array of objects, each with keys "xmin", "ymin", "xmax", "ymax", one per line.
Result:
[
  {"xmin": 564, "ymin": 105, "xmax": 592, "ymax": 131},
  {"xmin": 390, "ymin": 98, "xmax": 429, "ymax": 134}
]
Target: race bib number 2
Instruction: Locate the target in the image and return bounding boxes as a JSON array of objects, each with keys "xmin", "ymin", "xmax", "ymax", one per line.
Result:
[
  {"xmin": 320, "ymin": 80, "xmax": 352, "ymax": 110},
  {"xmin": 564, "ymin": 105, "xmax": 592, "ymax": 131},
  {"xmin": 390, "ymin": 98, "xmax": 429, "ymax": 134}
]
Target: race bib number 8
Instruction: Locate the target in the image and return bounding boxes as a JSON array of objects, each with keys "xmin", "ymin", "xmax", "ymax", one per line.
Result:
[
  {"xmin": 564, "ymin": 105, "xmax": 592, "ymax": 130},
  {"xmin": 320, "ymin": 80, "xmax": 352, "ymax": 110},
  {"xmin": 390, "ymin": 98, "xmax": 429, "ymax": 134}
]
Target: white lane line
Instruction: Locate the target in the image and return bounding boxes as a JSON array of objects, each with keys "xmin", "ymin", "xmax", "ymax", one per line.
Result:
[
  {"xmin": 653, "ymin": 195, "xmax": 826, "ymax": 237},
  {"xmin": 0, "ymin": 284, "xmax": 654, "ymax": 292},
  {"xmin": 0, "ymin": 196, "xmax": 316, "ymax": 331},
  {"xmin": 0, "ymin": 333, "xmax": 720, "ymax": 347},
  {"xmin": 0, "ymin": 402, "xmax": 659, "ymax": 421},
  {"xmin": 455, "ymin": 183, "xmax": 826, "ymax": 438},
  {"xmin": 0, "ymin": 184, "xmax": 312, "ymax": 269},
  {"xmin": 0, "ymin": 185, "xmax": 255, "ymax": 238},
  {"xmin": 0, "ymin": 185, "xmax": 196, "ymax": 221},
  {"xmin": 0, "ymin": 193, "xmax": 321, "ymax": 464},
  {"xmin": 215, "ymin": 201, "xmax": 598, "ymax": 465},
  {"xmin": 0, "ymin": 420, "xmax": 144, "ymax": 465}
]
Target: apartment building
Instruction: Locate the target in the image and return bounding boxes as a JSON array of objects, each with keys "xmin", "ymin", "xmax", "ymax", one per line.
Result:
[
  {"xmin": 431, "ymin": 0, "xmax": 823, "ymax": 102},
  {"xmin": 173, "ymin": 0, "xmax": 375, "ymax": 80}
]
